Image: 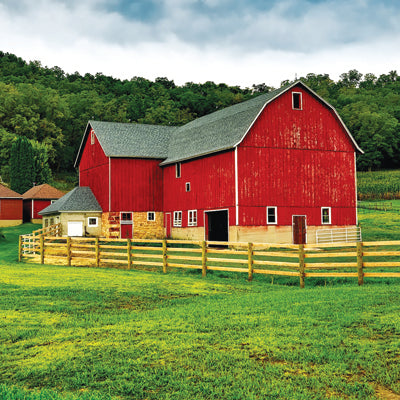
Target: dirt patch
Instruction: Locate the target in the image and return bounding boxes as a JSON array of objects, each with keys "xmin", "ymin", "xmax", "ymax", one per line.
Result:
[{"xmin": 375, "ymin": 385, "xmax": 400, "ymax": 400}]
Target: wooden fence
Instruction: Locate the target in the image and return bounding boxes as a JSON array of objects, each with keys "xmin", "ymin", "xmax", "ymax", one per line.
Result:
[{"xmin": 19, "ymin": 235, "xmax": 400, "ymax": 287}]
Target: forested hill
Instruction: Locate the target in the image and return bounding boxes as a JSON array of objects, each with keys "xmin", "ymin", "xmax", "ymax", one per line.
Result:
[{"xmin": 1, "ymin": 51, "xmax": 400, "ymax": 180}]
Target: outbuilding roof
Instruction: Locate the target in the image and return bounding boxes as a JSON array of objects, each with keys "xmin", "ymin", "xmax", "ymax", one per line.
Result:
[
  {"xmin": 39, "ymin": 187, "xmax": 102, "ymax": 216},
  {"xmin": 74, "ymin": 81, "xmax": 363, "ymax": 168},
  {"xmin": 22, "ymin": 183, "xmax": 65, "ymax": 200},
  {"xmin": 0, "ymin": 184, "xmax": 22, "ymax": 198}
]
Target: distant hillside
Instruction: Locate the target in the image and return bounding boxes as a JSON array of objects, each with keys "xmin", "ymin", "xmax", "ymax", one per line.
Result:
[{"xmin": 1, "ymin": 51, "xmax": 400, "ymax": 179}]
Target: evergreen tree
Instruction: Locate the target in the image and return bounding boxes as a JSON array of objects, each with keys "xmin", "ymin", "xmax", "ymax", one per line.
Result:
[
  {"xmin": 31, "ymin": 140, "xmax": 52, "ymax": 185},
  {"xmin": 10, "ymin": 136, "xmax": 35, "ymax": 194}
]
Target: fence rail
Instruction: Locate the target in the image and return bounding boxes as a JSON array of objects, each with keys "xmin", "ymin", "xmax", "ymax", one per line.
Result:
[{"xmin": 18, "ymin": 235, "xmax": 400, "ymax": 287}]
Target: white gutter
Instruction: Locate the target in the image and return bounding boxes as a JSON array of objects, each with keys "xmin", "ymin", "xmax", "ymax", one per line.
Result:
[{"xmin": 235, "ymin": 147, "xmax": 239, "ymax": 226}]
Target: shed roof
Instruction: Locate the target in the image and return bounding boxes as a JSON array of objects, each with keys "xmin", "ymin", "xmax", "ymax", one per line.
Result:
[
  {"xmin": 22, "ymin": 183, "xmax": 65, "ymax": 200},
  {"xmin": 39, "ymin": 187, "xmax": 102, "ymax": 216},
  {"xmin": 0, "ymin": 184, "xmax": 22, "ymax": 198}
]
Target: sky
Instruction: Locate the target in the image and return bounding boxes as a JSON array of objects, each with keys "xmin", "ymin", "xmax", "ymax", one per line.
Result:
[{"xmin": 0, "ymin": 0, "xmax": 399, "ymax": 88}]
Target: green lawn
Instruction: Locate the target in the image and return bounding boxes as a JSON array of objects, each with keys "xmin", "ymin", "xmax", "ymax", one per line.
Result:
[{"xmin": 1, "ymin": 219, "xmax": 400, "ymax": 399}]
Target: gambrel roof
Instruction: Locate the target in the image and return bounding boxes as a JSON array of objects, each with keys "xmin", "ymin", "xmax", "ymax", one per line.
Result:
[
  {"xmin": 39, "ymin": 187, "xmax": 102, "ymax": 215},
  {"xmin": 74, "ymin": 81, "xmax": 362, "ymax": 168}
]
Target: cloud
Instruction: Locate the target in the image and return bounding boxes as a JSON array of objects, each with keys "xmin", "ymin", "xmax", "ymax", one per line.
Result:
[{"xmin": 0, "ymin": 0, "xmax": 399, "ymax": 87}]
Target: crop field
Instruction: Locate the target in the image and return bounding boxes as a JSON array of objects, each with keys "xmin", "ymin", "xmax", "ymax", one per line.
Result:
[
  {"xmin": 357, "ymin": 169, "xmax": 400, "ymax": 200},
  {"xmin": 1, "ymin": 204, "xmax": 400, "ymax": 399}
]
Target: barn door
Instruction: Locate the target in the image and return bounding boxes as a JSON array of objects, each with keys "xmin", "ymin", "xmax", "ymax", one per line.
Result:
[
  {"xmin": 292, "ymin": 215, "xmax": 307, "ymax": 244},
  {"xmin": 206, "ymin": 210, "xmax": 228, "ymax": 242},
  {"xmin": 120, "ymin": 212, "xmax": 133, "ymax": 239}
]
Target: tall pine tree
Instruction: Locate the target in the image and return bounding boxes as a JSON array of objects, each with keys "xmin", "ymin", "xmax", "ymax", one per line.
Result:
[{"xmin": 10, "ymin": 136, "xmax": 35, "ymax": 194}]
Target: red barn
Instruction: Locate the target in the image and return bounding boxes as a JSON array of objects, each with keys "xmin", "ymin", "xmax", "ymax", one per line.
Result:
[
  {"xmin": 22, "ymin": 184, "xmax": 65, "ymax": 223},
  {"xmin": 72, "ymin": 81, "xmax": 362, "ymax": 243},
  {"xmin": 0, "ymin": 184, "xmax": 23, "ymax": 227}
]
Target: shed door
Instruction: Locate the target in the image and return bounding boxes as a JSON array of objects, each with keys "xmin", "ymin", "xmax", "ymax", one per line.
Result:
[
  {"xmin": 292, "ymin": 215, "xmax": 307, "ymax": 244},
  {"xmin": 68, "ymin": 221, "xmax": 83, "ymax": 237},
  {"xmin": 206, "ymin": 210, "xmax": 228, "ymax": 242}
]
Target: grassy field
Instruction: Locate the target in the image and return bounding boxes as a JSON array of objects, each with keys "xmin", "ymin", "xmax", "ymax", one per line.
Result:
[{"xmin": 1, "ymin": 206, "xmax": 400, "ymax": 399}]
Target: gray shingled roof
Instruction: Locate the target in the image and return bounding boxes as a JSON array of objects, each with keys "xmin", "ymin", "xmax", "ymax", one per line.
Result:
[
  {"xmin": 161, "ymin": 87, "xmax": 289, "ymax": 165},
  {"xmin": 74, "ymin": 82, "xmax": 362, "ymax": 168},
  {"xmin": 39, "ymin": 187, "xmax": 102, "ymax": 215},
  {"xmin": 74, "ymin": 121, "xmax": 176, "ymax": 167}
]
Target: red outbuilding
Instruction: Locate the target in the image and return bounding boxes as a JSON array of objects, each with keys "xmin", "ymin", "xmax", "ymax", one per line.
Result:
[
  {"xmin": 0, "ymin": 184, "xmax": 23, "ymax": 227},
  {"xmin": 22, "ymin": 184, "xmax": 65, "ymax": 223},
  {"xmin": 70, "ymin": 81, "xmax": 362, "ymax": 243}
]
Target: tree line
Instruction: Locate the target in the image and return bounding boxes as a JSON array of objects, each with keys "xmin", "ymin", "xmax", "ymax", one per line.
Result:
[{"xmin": 1, "ymin": 51, "xmax": 400, "ymax": 187}]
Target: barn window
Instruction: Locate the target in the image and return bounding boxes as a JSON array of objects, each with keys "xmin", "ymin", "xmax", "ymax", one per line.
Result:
[
  {"xmin": 176, "ymin": 162, "xmax": 181, "ymax": 178},
  {"xmin": 51, "ymin": 200, "xmax": 56, "ymax": 204},
  {"xmin": 292, "ymin": 92, "xmax": 302, "ymax": 110},
  {"xmin": 188, "ymin": 210, "xmax": 197, "ymax": 226},
  {"xmin": 173, "ymin": 211, "xmax": 182, "ymax": 227},
  {"xmin": 321, "ymin": 207, "xmax": 331, "ymax": 224},
  {"xmin": 147, "ymin": 212, "xmax": 155, "ymax": 221},
  {"xmin": 90, "ymin": 129, "xmax": 95, "ymax": 145},
  {"xmin": 186, "ymin": 182, "xmax": 191, "ymax": 192},
  {"xmin": 88, "ymin": 217, "xmax": 98, "ymax": 227},
  {"xmin": 267, "ymin": 207, "xmax": 277, "ymax": 225},
  {"xmin": 121, "ymin": 212, "xmax": 132, "ymax": 222}
]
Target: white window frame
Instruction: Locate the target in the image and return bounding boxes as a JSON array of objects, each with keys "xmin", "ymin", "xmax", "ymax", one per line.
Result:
[
  {"xmin": 51, "ymin": 199, "xmax": 56, "ymax": 204},
  {"xmin": 90, "ymin": 129, "xmax": 95, "ymax": 145},
  {"xmin": 176, "ymin": 162, "xmax": 181, "ymax": 178},
  {"xmin": 266, "ymin": 206, "xmax": 278, "ymax": 225},
  {"xmin": 188, "ymin": 210, "xmax": 197, "ymax": 226},
  {"xmin": 292, "ymin": 92, "xmax": 302, "ymax": 110},
  {"xmin": 186, "ymin": 182, "xmax": 191, "ymax": 192},
  {"xmin": 321, "ymin": 207, "xmax": 331, "ymax": 225},
  {"xmin": 147, "ymin": 211, "xmax": 155, "ymax": 221},
  {"xmin": 87, "ymin": 217, "xmax": 98, "ymax": 227},
  {"xmin": 173, "ymin": 211, "xmax": 182, "ymax": 227}
]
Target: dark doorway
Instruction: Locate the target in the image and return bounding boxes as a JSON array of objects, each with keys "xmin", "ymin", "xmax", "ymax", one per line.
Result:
[
  {"xmin": 206, "ymin": 210, "xmax": 228, "ymax": 242},
  {"xmin": 292, "ymin": 215, "xmax": 307, "ymax": 244}
]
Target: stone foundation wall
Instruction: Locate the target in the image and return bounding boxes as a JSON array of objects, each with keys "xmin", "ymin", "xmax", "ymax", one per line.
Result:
[
  {"xmin": 133, "ymin": 212, "xmax": 164, "ymax": 239},
  {"xmin": 102, "ymin": 212, "xmax": 120, "ymax": 238}
]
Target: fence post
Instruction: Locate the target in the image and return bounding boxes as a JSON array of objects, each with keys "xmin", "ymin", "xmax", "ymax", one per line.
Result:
[
  {"xmin": 95, "ymin": 237, "xmax": 100, "ymax": 268},
  {"xmin": 67, "ymin": 237, "xmax": 71, "ymax": 266},
  {"xmin": 298, "ymin": 244, "xmax": 305, "ymax": 288},
  {"xmin": 162, "ymin": 239, "xmax": 167, "ymax": 273},
  {"xmin": 201, "ymin": 241, "xmax": 207, "ymax": 277},
  {"xmin": 40, "ymin": 235, "xmax": 45, "ymax": 264},
  {"xmin": 18, "ymin": 235, "xmax": 22, "ymax": 262},
  {"xmin": 248, "ymin": 242, "xmax": 254, "ymax": 281},
  {"xmin": 357, "ymin": 241, "xmax": 364, "ymax": 286}
]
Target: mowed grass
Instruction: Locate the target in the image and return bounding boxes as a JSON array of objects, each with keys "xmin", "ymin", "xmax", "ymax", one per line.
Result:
[
  {"xmin": 2, "ymin": 206, "xmax": 400, "ymax": 400},
  {"xmin": 2, "ymin": 262, "xmax": 400, "ymax": 400}
]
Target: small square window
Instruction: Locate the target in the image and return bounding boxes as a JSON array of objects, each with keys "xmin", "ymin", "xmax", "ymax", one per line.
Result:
[
  {"xmin": 176, "ymin": 162, "xmax": 181, "ymax": 178},
  {"xmin": 188, "ymin": 210, "xmax": 197, "ymax": 226},
  {"xmin": 267, "ymin": 207, "xmax": 277, "ymax": 225},
  {"xmin": 321, "ymin": 207, "xmax": 331, "ymax": 224},
  {"xmin": 88, "ymin": 217, "xmax": 98, "ymax": 227},
  {"xmin": 147, "ymin": 212, "xmax": 155, "ymax": 221},
  {"xmin": 173, "ymin": 211, "xmax": 182, "ymax": 227},
  {"xmin": 51, "ymin": 199, "xmax": 56, "ymax": 204},
  {"xmin": 292, "ymin": 92, "xmax": 302, "ymax": 110},
  {"xmin": 121, "ymin": 212, "xmax": 132, "ymax": 221},
  {"xmin": 186, "ymin": 182, "xmax": 191, "ymax": 192}
]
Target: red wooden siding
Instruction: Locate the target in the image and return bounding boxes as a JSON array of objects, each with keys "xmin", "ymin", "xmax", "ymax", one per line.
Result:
[
  {"xmin": 23, "ymin": 199, "xmax": 53, "ymax": 220},
  {"xmin": 0, "ymin": 199, "xmax": 22, "ymax": 220},
  {"xmin": 237, "ymin": 85, "xmax": 356, "ymax": 227},
  {"xmin": 79, "ymin": 130, "xmax": 109, "ymax": 211},
  {"xmin": 110, "ymin": 158, "xmax": 164, "ymax": 212},
  {"xmin": 163, "ymin": 151, "xmax": 236, "ymax": 227}
]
